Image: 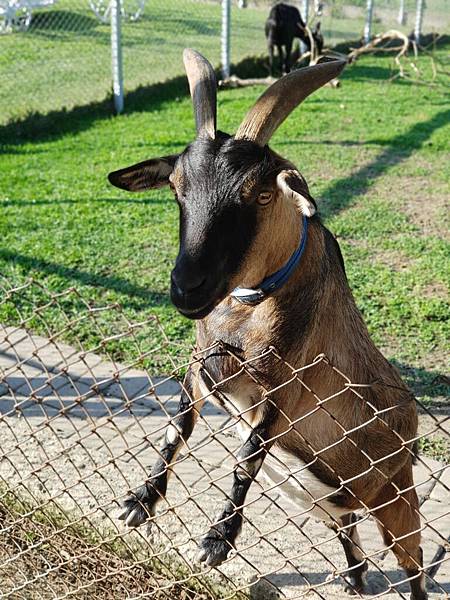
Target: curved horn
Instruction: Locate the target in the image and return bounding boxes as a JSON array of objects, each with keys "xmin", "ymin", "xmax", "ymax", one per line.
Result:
[
  {"xmin": 183, "ymin": 48, "xmax": 217, "ymax": 140},
  {"xmin": 235, "ymin": 59, "xmax": 346, "ymax": 146}
]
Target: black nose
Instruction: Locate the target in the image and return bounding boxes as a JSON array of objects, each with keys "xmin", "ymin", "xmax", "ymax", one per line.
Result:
[{"xmin": 171, "ymin": 268, "xmax": 207, "ymax": 296}]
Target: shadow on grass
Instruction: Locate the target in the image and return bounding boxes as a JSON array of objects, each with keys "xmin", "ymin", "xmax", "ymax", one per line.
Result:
[
  {"xmin": 0, "ymin": 196, "xmax": 169, "ymax": 207},
  {"xmin": 139, "ymin": 12, "xmax": 219, "ymax": 36},
  {"xmin": 392, "ymin": 360, "xmax": 450, "ymax": 405},
  {"xmin": 30, "ymin": 10, "xmax": 99, "ymax": 33},
  {"xmin": 0, "ymin": 73, "xmax": 190, "ymax": 148},
  {"xmin": 1, "ymin": 52, "xmax": 449, "ymax": 225},
  {"xmin": 341, "ymin": 63, "xmax": 395, "ymax": 80},
  {"xmin": 320, "ymin": 108, "xmax": 450, "ymax": 218},
  {"xmin": 0, "ymin": 53, "xmax": 385, "ymax": 148},
  {"xmin": 331, "ymin": 33, "xmax": 450, "ymax": 56},
  {"xmin": 0, "ymin": 249, "xmax": 171, "ymax": 309},
  {"xmin": 1, "ymin": 40, "xmax": 448, "ymax": 148}
]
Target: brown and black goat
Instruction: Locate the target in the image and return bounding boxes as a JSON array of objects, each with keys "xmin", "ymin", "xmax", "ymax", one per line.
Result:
[
  {"xmin": 265, "ymin": 3, "xmax": 323, "ymax": 75},
  {"xmin": 108, "ymin": 50, "xmax": 427, "ymax": 599}
]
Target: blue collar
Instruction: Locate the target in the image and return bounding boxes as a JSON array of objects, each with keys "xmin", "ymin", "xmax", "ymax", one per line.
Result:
[{"xmin": 231, "ymin": 215, "xmax": 309, "ymax": 306}]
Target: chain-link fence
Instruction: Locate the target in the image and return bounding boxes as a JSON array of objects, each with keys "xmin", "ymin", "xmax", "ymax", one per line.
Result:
[
  {"xmin": 0, "ymin": 278, "xmax": 448, "ymax": 599},
  {"xmin": 1, "ymin": 0, "xmax": 448, "ymax": 123}
]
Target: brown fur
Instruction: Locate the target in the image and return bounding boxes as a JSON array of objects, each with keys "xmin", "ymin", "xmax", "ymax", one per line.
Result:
[
  {"xmin": 198, "ymin": 212, "xmax": 418, "ymax": 493},
  {"xmin": 195, "ymin": 167, "xmax": 421, "ymax": 554},
  {"xmin": 192, "ymin": 179, "xmax": 424, "ymax": 587}
]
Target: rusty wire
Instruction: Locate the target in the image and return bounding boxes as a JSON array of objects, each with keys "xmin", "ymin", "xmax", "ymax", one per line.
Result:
[{"xmin": 0, "ymin": 278, "xmax": 448, "ymax": 599}]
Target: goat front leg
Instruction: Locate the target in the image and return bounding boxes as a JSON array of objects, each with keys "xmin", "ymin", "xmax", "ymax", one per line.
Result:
[
  {"xmin": 267, "ymin": 39, "xmax": 275, "ymax": 76},
  {"xmin": 118, "ymin": 367, "xmax": 204, "ymax": 527},
  {"xmin": 284, "ymin": 38, "xmax": 293, "ymax": 73},
  {"xmin": 197, "ymin": 408, "xmax": 274, "ymax": 567},
  {"xmin": 327, "ymin": 513, "xmax": 368, "ymax": 594},
  {"xmin": 277, "ymin": 44, "xmax": 285, "ymax": 75}
]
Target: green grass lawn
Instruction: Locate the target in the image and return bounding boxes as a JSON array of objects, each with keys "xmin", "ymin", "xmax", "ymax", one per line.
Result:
[{"xmin": 0, "ymin": 49, "xmax": 449, "ymax": 411}]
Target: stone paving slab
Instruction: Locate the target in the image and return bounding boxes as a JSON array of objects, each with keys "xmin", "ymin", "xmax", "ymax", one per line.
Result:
[{"xmin": 0, "ymin": 326, "xmax": 449, "ymax": 599}]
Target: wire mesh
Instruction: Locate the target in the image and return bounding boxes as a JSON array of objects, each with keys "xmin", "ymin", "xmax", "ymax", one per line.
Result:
[
  {"xmin": 1, "ymin": 0, "xmax": 449, "ymax": 125},
  {"xmin": 0, "ymin": 278, "xmax": 448, "ymax": 599},
  {"xmin": 0, "ymin": 0, "xmax": 224, "ymax": 125}
]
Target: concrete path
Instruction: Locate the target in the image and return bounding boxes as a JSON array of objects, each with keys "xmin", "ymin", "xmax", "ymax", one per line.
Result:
[{"xmin": 0, "ymin": 325, "xmax": 448, "ymax": 599}]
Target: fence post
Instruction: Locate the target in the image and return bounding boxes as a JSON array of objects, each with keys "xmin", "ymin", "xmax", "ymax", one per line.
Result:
[
  {"xmin": 364, "ymin": 0, "xmax": 374, "ymax": 43},
  {"xmin": 414, "ymin": 0, "xmax": 425, "ymax": 44},
  {"xmin": 299, "ymin": 0, "xmax": 309, "ymax": 54},
  {"xmin": 302, "ymin": 0, "xmax": 309, "ymax": 22},
  {"xmin": 397, "ymin": 0, "xmax": 406, "ymax": 25},
  {"xmin": 111, "ymin": 0, "xmax": 124, "ymax": 114},
  {"xmin": 221, "ymin": 0, "xmax": 231, "ymax": 79}
]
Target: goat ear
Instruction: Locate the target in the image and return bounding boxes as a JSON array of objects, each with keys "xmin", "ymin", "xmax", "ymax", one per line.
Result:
[
  {"xmin": 276, "ymin": 170, "xmax": 317, "ymax": 217},
  {"xmin": 108, "ymin": 154, "xmax": 178, "ymax": 192}
]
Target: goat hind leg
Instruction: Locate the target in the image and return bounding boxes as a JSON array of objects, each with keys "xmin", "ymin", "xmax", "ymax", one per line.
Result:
[
  {"xmin": 196, "ymin": 410, "xmax": 274, "ymax": 567},
  {"xmin": 118, "ymin": 368, "xmax": 204, "ymax": 527},
  {"xmin": 372, "ymin": 472, "xmax": 427, "ymax": 600}
]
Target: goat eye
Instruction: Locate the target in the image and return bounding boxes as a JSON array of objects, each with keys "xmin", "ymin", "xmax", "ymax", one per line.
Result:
[{"xmin": 257, "ymin": 191, "xmax": 273, "ymax": 205}]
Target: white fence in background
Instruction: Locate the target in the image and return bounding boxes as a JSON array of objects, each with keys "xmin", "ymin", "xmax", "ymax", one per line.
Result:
[{"xmin": 0, "ymin": 0, "xmax": 443, "ymax": 122}]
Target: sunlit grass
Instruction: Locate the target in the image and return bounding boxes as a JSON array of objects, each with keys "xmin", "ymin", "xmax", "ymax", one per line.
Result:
[{"xmin": 0, "ymin": 49, "xmax": 448, "ymax": 405}]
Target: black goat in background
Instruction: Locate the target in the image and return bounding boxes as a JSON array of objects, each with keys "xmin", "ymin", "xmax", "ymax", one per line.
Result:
[{"xmin": 265, "ymin": 3, "xmax": 323, "ymax": 75}]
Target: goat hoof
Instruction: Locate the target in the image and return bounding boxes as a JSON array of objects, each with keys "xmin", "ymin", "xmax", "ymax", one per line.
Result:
[
  {"xmin": 344, "ymin": 582, "xmax": 364, "ymax": 596},
  {"xmin": 343, "ymin": 575, "xmax": 366, "ymax": 595},
  {"xmin": 196, "ymin": 531, "xmax": 233, "ymax": 567},
  {"xmin": 410, "ymin": 592, "xmax": 428, "ymax": 600},
  {"xmin": 118, "ymin": 483, "xmax": 158, "ymax": 527},
  {"xmin": 343, "ymin": 561, "xmax": 368, "ymax": 595}
]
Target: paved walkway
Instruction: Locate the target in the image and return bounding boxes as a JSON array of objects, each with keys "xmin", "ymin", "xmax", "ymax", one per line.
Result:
[{"xmin": 0, "ymin": 325, "xmax": 448, "ymax": 599}]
